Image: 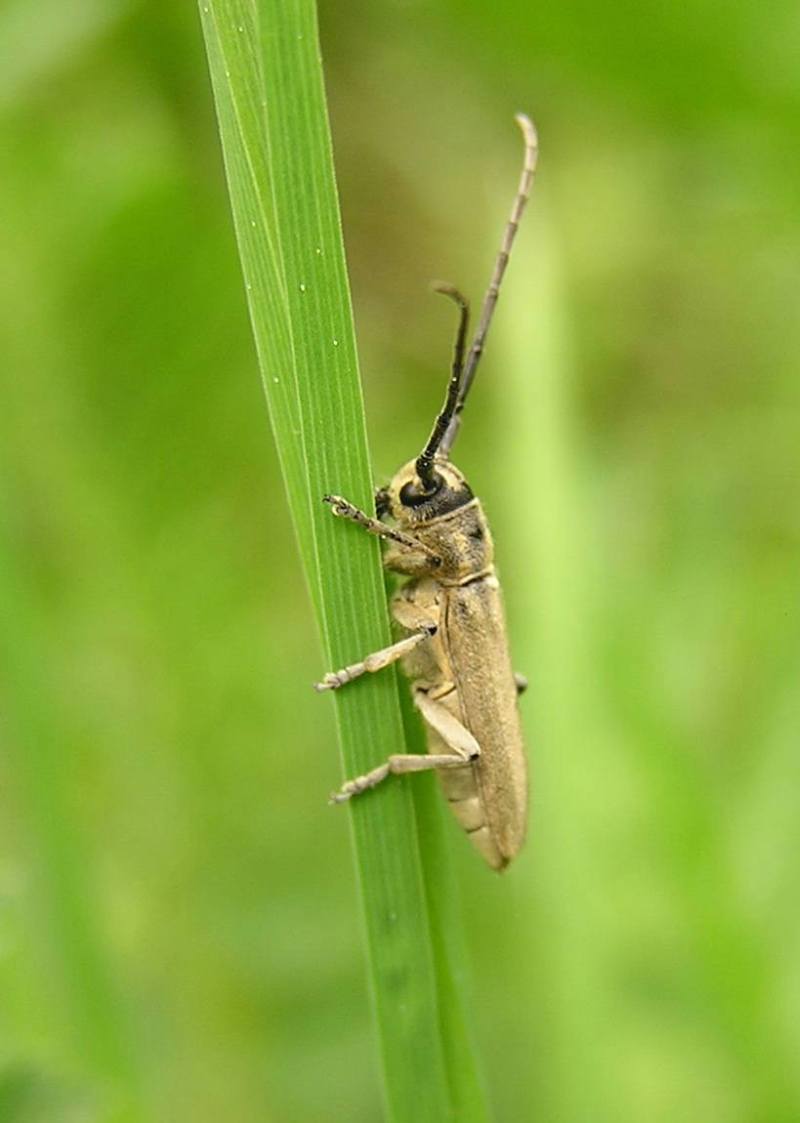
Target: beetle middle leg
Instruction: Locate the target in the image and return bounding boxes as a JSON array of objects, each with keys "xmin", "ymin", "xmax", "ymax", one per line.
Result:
[
  {"xmin": 314, "ymin": 626, "xmax": 437, "ymax": 692},
  {"xmin": 329, "ymin": 688, "xmax": 481, "ymax": 804}
]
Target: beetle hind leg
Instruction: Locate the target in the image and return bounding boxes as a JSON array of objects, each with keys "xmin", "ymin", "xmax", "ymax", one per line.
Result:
[
  {"xmin": 329, "ymin": 748, "xmax": 476, "ymax": 804},
  {"xmin": 329, "ymin": 688, "xmax": 479, "ymax": 803},
  {"xmin": 412, "ymin": 689, "xmax": 481, "ymax": 758},
  {"xmin": 413, "ymin": 690, "xmax": 506, "ymax": 871}
]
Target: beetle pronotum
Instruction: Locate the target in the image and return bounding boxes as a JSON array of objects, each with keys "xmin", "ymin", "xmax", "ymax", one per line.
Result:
[{"xmin": 316, "ymin": 114, "xmax": 538, "ymax": 870}]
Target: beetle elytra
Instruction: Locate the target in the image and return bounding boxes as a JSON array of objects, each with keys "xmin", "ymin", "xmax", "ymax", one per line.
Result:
[{"xmin": 315, "ymin": 114, "xmax": 538, "ymax": 871}]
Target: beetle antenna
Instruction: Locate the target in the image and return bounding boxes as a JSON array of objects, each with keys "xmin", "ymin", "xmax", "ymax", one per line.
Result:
[
  {"xmin": 415, "ymin": 285, "xmax": 470, "ymax": 492},
  {"xmin": 439, "ymin": 113, "xmax": 538, "ymax": 458}
]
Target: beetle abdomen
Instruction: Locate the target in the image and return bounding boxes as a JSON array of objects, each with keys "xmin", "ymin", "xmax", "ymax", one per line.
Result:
[{"xmin": 443, "ymin": 573, "xmax": 528, "ymax": 867}]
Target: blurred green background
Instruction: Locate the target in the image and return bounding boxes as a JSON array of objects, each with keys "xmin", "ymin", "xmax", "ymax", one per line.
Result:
[{"xmin": 1, "ymin": 1, "xmax": 799, "ymax": 1121}]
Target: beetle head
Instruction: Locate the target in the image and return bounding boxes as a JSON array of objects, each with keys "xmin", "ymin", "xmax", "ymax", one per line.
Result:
[{"xmin": 383, "ymin": 458, "xmax": 474, "ymax": 528}]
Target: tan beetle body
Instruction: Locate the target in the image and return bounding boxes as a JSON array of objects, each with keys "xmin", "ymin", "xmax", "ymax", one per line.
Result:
[
  {"xmin": 315, "ymin": 115, "xmax": 538, "ymax": 870},
  {"xmin": 384, "ymin": 462, "xmax": 527, "ymax": 869}
]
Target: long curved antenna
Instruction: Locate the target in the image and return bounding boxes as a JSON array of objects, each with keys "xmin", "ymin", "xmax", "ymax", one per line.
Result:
[
  {"xmin": 439, "ymin": 113, "xmax": 538, "ymax": 458},
  {"xmin": 415, "ymin": 285, "xmax": 470, "ymax": 492}
]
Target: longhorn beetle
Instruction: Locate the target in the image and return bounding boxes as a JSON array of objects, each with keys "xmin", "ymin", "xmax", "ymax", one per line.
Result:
[{"xmin": 315, "ymin": 114, "xmax": 538, "ymax": 871}]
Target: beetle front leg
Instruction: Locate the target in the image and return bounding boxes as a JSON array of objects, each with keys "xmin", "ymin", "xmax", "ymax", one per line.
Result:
[
  {"xmin": 323, "ymin": 494, "xmax": 441, "ymax": 564},
  {"xmin": 324, "ymin": 494, "xmax": 417, "ymax": 550},
  {"xmin": 314, "ymin": 626, "xmax": 437, "ymax": 692}
]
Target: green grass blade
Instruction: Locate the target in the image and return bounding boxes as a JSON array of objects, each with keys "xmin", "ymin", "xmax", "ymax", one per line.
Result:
[{"xmin": 198, "ymin": 2, "xmax": 488, "ymax": 1118}]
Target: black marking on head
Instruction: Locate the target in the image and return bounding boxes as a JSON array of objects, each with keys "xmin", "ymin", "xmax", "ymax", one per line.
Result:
[
  {"xmin": 399, "ymin": 475, "xmax": 444, "ymax": 508},
  {"xmin": 468, "ymin": 524, "xmax": 484, "ymax": 541},
  {"xmin": 400, "ymin": 478, "xmax": 473, "ymax": 521}
]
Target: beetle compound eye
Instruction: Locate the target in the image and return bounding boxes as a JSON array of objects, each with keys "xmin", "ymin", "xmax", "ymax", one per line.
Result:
[{"xmin": 400, "ymin": 476, "xmax": 443, "ymax": 507}]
